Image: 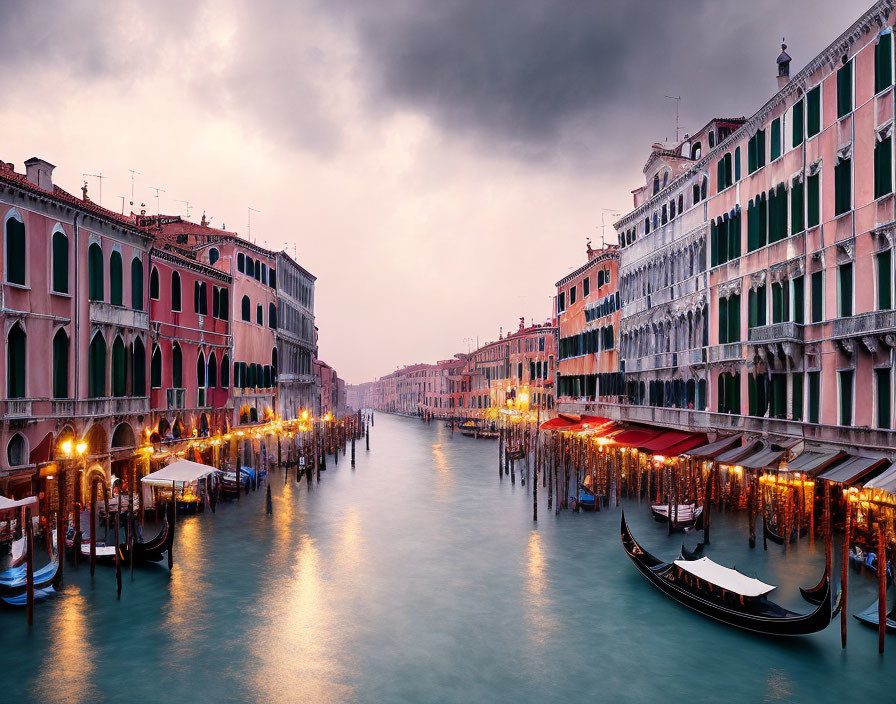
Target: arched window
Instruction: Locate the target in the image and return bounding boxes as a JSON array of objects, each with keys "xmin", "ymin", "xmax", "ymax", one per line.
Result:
[
  {"xmin": 268, "ymin": 302, "xmax": 277, "ymax": 328},
  {"xmin": 7, "ymin": 322, "xmax": 26, "ymax": 398},
  {"xmin": 150, "ymin": 267, "xmax": 160, "ymax": 299},
  {"xmin": 5, "ymin": 211, "xmax": 25, "ymax": 285},
  {"xmin": 653, "ymin": 174, "xmax": 660, "ymax": 195},
  {"xmin": 218, "ymin": 288, "xmax": 229, "ymax": 321},
  {"xmin": 241, "ymin": 295, "xmax": 251, "ymax": 321},
  {"xmin": 194, "ymin": 281, "xmax": 208, "ymax": 315},
  {"xmin": 254, "ymin": 260, "xmax": 261, "ymax": 280},
  {"xmin": 708, "ymin": 130, "xmax": 715, "ymax": 148},
  {"xmin": 132, "ymin": 337, "xmax": 146, "ymax": 397},
  {"xmin": 246, "ymin": 256, "xmax": 254, "ymax": 277},
  {"xmin": 131, "ymin": 257, "xmax": 143, "ymax": 310},
  {"xmin": 172, "ymin": 343, "xmax": 183, "ymax": 388},
  {"xmin": 88, "ymin": 243, "xmax": 104, "ymax": 301},
  {"xmin": 237, "ymin": 252, "xmax": 245, "ymax": 273},
  {"xmin": 52, "ymin": 229, "xmax": 69, "ymax": 293},
  {"xmin": 88, "ymin": 332, "xmax": 106, "ymax": 398},
  {"xmin": 197, "ymin": 351, "xmax": 206, "ymax": 404},
  {"xmin": 662, "ymin": 172, "xmax": 668, "ymax": 187},
  {"xmin": 256, "ymin": 303, "xmax": 263, "ymax": 325},
  {"xmin": 171, "ymin": 271, "xmax": 181, "ymax": 311},
  {"xmin": 7, "ymin": 433, "xmax": 27, "ymax": 467},
  {"xmin": 151, "ymin": 344, "xmax": 162, "ymax": 389},
  {"xmin": 692, "ymin": 141, "xmax": 702, "ymax": 159},
  {"xmin": 52, "ymin": 328, "xmax": 69, "ymax": 399},
  {"xmin": 209, "ymin": 248, "xmax": 220, "ymax": 266},
  {"xmin": 261, "ymin": 263, "xmax": 267, "ymax": 285},
  {"xmin": 247, "ymin": 362, "xmax": 256, "ymax": 388},
  {"xmin": 272, "ymin": 347, "xmax": 278, "ymax": 383},
  {"xmin": 110, "ymin": 250, "xmax": 123, "ymax": 306},
  {"xmin": 263, "ymin": 365, "xmax": 271, "ymax": 389},
  {"xmin": 112, "ymin": 336, "xmax": 126, "ymax": 397},
  {"xmin": 220, "ymin": 354, "xmax": 230, "ymax": 388},
  {"xmin": 208, "ymin": 352, "xmax": 217, "ymax": 388},
  {"xmin": 701, "ymin": 176, "xmax": 708, "ymax": 200}
]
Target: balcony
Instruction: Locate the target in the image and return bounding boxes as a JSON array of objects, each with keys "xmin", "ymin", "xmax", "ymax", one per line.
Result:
[
  {"xmin": 748, "ymin": 322, "xmax": 804, "ymax": 343},
  {"xmin": 49, "ymin": 397, "xmax": 149, "ymax": 418},
  {"xmin": 3, "ymin": 400, "xmax": 32, "ymax": 418},
  {"xmin": 167, "ymin": 388, "xmax": 186, "ymax": 410},
  {"xmin": 689, "ymin": 348, "xmax": 707, "ymax": 365},
  {"xmin": 831, "ymin": 309, "xmax": 896, "ymax": 338},
  {"xmin": 89, "ymin": 301, "xmax": 149, "ymax": 329},
  {"xmin": 708, "ymin": 342, "xmax": 743, "ymax": 363}
]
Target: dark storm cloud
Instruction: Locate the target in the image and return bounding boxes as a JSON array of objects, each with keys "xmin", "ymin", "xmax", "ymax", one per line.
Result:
[{"xmin": 328, "ymin": 0, "xmax": 860, "ymax": 166}]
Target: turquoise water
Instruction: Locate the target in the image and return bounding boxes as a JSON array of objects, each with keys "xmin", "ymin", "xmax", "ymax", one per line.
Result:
[{"xmin": 1, "ymin": 414, "xmax": 892, "ymax": 703}]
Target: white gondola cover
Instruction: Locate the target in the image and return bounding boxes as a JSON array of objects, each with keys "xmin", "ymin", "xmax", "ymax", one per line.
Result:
[{"xmin": 673, "ymin": 557, "xmax": 775, "ymax": 597}]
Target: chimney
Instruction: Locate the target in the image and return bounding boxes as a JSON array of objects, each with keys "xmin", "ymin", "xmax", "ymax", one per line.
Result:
[
  {"xmin": 24, "ymin": 157, "xmax": 55, "ymax": 190},
  {"xmin": 777, "ymin": 40, "xmax": 791, "ymax": 89}
]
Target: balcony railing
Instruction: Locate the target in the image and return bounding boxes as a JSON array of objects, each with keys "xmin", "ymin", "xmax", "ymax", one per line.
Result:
[
  {"xmin": 4, "ymin": 400, "xmax": 32, "ymax": 418},
  {"xmin": 832, "ymin": 309, "xmax": 896, "ymax": 338},
  {"xmin": 708, "ymin": 342, "xmax": 743, "ymax": 363},
  {"xmin": 89, "ymin": 301, "xmax": 150, "ymax": 329},
  {"xmin": 748, "ymin": 321, "xmax": 804, "ymax": 343},
  {"xmin": 167, "ymin": 388, "xmax": 185, "ymax": 410}
]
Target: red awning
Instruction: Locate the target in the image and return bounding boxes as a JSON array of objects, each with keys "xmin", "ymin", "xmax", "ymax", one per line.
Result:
[
  {"xmin": 609, "ymin": 428, "xmax": 664, "ymax": 447},
  {"xmin": 640, "ymin": 430, "xmax": 703, "ymax": 453},
  {"xmin": 540, "ymin": 415, "xmax": 611, "ymax": 432},
  {"xmin": 660, "ymin": 434, "xmax": 709, "ymax": 456},
  {"xmin": 540, "ymin": 417, "xmax": 582, "ymax": 431}
]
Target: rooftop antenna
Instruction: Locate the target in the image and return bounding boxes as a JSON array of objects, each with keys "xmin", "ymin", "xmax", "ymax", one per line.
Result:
[
  {"xmin": 148, "ymin": 186, "xmax": 165, "ymax": 216},
  {"xmin": 82, "ymin": 172, "xmax": 106, "ymax": 206},
  {"xmin": 117, "ymin": 196, "xmax": 125, "ymax": 214},
  {"xmin": 664, "ymin": 95, "xmax": 681, "ymax": 143},
  {"xmin": 175, "ymin": 199, "xmax": 191, "ymax": 219},
  {"xmin": 600, "ymin": 208, "xmax": 622, "ymax": 247},
  {"xmin": 128, "ymin": 169, "xmax": 142, "ymax": 212},
  {"xmin": 248, "ymin": 206, "xmax": 261, "ymax": 242}
]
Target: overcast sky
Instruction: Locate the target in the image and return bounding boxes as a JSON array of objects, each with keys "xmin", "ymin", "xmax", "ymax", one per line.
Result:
[{"xmin": 2, "ymin": 0, "xmax": 863, "ymax": 382}]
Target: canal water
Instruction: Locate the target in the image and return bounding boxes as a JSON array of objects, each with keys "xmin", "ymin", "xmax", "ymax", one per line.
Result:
[{"xmin": 1, "ymin": 414, "xmax": 892, "ymax": 703}]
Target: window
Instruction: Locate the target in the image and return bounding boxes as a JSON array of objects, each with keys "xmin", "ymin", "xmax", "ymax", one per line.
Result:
[
  {"xmin": 653, "ymin": 174, "xmax": 660, "ymax": 195},
  {"xmin": 747, "ymin": 129, "xmax": 765, "ymax": 174},
  {"xmin": 171, "ymin": 271, "xmax": 182, "ymax": 311},
  {"xmin": 88, "ymin": 332, "xmax": 106, "ymax": 398},
  {"xmin": 246, "ymin": 256, "xmax": 254, "ymax": 278},
  {"xmin": 219, "ymin": 288, "xmax": 229, "ymax": 320},
  {"xmin": 254, "ymin": 260, "xmax": 261, "ymax": 281},
  {"xmin": 748, "ymin": 285, "xmax": 767, "ymax": 328},
  {"xmin": 52, "ymin": 328, "xmax": 68, "ymax": 399},
  {"xmin": 221, "ymin": 354, "xmax": 230, "ymax": 388},
  {"xmin": 808, "ymin": 370, "xmax": 821, "ymax": 423},
  {"xmin": 558, "ymin": 291, "xmax": 565, "ymax": 312},
  {"xmin": 839, "ymin": 369, "xmax": 854, "ymax": 425},
  {"xmin": 7, "ymin": 323, "xmax": 26, "ymax": 398},
  {"xmin": 194, "ymin": 281, "xmax": 208, "ymax": 315},
  {"xmin": 132, "ymin": 337, "xmax": 146, "ymax": 397},
  {"xmin": 875, "ymin": 136, "xmax": 893, "ymax": 199},
  {"xmin": 88, "ymin": 243, "xmax": 103, "ymax": 301},
  {"xmin": 209, "ymin": 248, "xmax": 220, "ymax": 266},
  {"xmin": 151, "ymin": 345, "xmax": 162, "ymax": 389},
  {"xmin": 692, "ymin": 142, "xmax": 701, "ymax": 159},
  {"xmin": 716, "ymin": 153, "xmax": 733, "ymax": 191},
  {"xmin": 131, "ymin": 257, "xmax": 143, "ymax": 310},
  {"xmin": 834, "ymin": 157, "xmax": 851, "ymax": 216},
  {"xmin": 52, "ymin": 230, "xmax": 68, "ymax": 293},
  {"xmin": 770, "ymin": 117, "xmax": 781, "ymax": 161},
  {"xmin": 718, "ymin": 295, "xmax": 740, "ymax": 343},
  {"xmin": 7, "ymin": 434, "xmax": 27, "ymax": 467},
  {"xmin": 877, "ymin": 367, "xmax": 892, "ymax": 429},
  {"xmin": 569, "ymin": 286, "xmax": 577, "ymax": 305},
  {"xmin": 109, "ymin": 250, "xmax": 123, "ymax": 306},
  {"xmin": 237, "ymin": 252, "xmax": 245, "ymax": 273},
  {"xmin": 878, "ymin": 250, "xmax": 892, "ymax": 310},
  {"xmin": 208, "ymin": 352, "xmax": 217, "ymax": 388},
  {"xmin": 792, "ymin": 98, "xmax": 804, "ymax": 147},
  {"xmin": 261, "ymin": 263, "xmax": 267, "ymax": 285},
  {"xmin": 807, "ymin": 172, "xmax": 820, "ymax": 227},
  {"xmin": 256, "ymin": 304, "xmax": 263, "ymax": 325},
  {"xmin": 583, "ymin": 277, "xmax": 590, "ymax": 297},
  {"xmin": 838, "ymin": 263, "xmax": 853, "ymax": 317},
  {"xmin": 792, "ymin": 372, "xmax": 804, "ymax": 421},
  {"xmin": 269, "ymin": 302, "xmax": 277, "ymax": 328},
  {"xmin": 837, "ymin": 60, "xmax": 852, "ymax": 118},
  {"xmin": 876, "ymin": 31, "xmax": 893, "ymax": 93},
  {"xmin": 807, "ymin": 85, "xmax": 821, "ymax": 137},
  {"xmin": 197, "ymin": 351, "xmax": 206, "ymax": 388},
  {"xmin": 772, "ymin": 282, "xmax": 790, "ymax": 324},
  {"xmin": 172, "ymin": 343, "xmax": 182, "ymax": 388},
  {"xmin": 5, "ymin": 213, "xmax": 25, "ymax": 285},
  {"xmin": 768, "ymin": 184, "xmax": 787, "ymax": 243},
  {"xmin": 717, "ymin": 372, "xmax": 740, "ymax": 414},
  {"xmin": 111, "ymin": 336, "xmax": 126, "ymax": 397},
  {"xmin": 811, "ymin": 271, "xmax": 824, "ymax": 323},
  {"xmin": 150, "ymin": 267, "xmax": 160, "ymax": 299},
  {"xmin": 792, "ymin": 275, "xmax": 805, "ymax": 324},
  {"xmin": 241, "ymin": 295, "xmax": 251, "ymax": 321},
  {"xmin": 791, "ymin": 179, "xmax": 804, "ymax": 235},
  {"xmin": 269, "ymin": 268, "xmax": 276, "ymax": 289},
  {"xmin": 746, "ymin": 195, "xmax": 767, "ymax": 252},
  {"xmin": 734, "ymin": 147, "xmax": 741, "ymax": 181}
]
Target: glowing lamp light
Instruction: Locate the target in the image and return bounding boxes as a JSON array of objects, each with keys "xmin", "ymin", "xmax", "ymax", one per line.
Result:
[
  {"xmin": 653, "ymin": 455, "xmax": 665, "ymax": 464},
  {"xmin": 324, "ymin": 413, "xmax": 332, "ymax": 422},
  {"xmin": 301, "ymin": 410, "xmax": 309, "ymax": 421},
  {"xmin": 76, "ymin": 442, "xmax": 88, "ymax": 456},
  {"xmin": 60, "ymin": 440, "xmax": 73, "ymax": 456},
  {"xmin": 141, "ymin": 445, "xmax": 154, "ymax": 455}
]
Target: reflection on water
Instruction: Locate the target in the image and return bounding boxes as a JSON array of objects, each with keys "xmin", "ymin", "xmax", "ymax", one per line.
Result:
[
  {"xmin": 523, "ymin": 529, "xmax": 556, "ymax": 646},
  {"xmin": 764, "ymin": 668, "xmax": 793, "ymax": 701},
  {"xmin": 35, "ymin": 589, "xmax": 96, "ymax": 704},
  {"xmin": 164, "ymin": 516, "xmax": 208, "ymax": 654},
  {"xmin": 432, "ymin": 442, "xmax": 453, "ymax": 498}
]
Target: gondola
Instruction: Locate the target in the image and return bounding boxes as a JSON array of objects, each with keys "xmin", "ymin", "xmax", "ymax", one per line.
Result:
[
  {"xmin": 854, "ymin": 597, "xmax": 896, "ymax": 633},
  {"xmin": 1, "ymin": 586, "xmax": 56, "ymax": 608},
  {"xmin": 763, "ymin": 521, "xmax": 807, "ymax": 545},
  {"xmin": 119, "ymin": 512, "xmax": 174, "ymax": 564},
  {"xmin": 577, "ymin": 485, "xmax": 597, "ymax": 511},
  {"xmin": 621, "ymin": 513, "xmax": 832, "ymax": 636},
  {"xmin": 680, "ymin": 542, "xmax": 705, "ymax": 561},
  {"xmin": 651, "ymin": 504, "xmax": 703, "ymax": 531},
  {"xmin": 0, "ymin": 560, "xmax": 59, "ymax": 595}
]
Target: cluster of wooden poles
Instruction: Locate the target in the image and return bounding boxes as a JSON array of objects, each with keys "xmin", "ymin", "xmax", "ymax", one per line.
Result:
[{"xmin": 496, "ymin": 423, "xmax": 896, "ymax": 653}]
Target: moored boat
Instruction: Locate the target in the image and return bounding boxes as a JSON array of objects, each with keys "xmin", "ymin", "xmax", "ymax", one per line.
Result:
[
  {"xmin": 651, "ymin": 503, "xmax": 703, "ymax": 530},
  {"xmin": 621, "ymin": 513, "xmax": 832, "ymax": 636},
  {"xmin": 853, "ymin": 597, "xmax": 896, "ymax": 633}
]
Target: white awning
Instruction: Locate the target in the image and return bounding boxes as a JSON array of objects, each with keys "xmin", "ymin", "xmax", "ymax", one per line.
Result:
[
  {"xmin": 0, "ymin": 495, "xmax": 38, "ymax": 519},
  {"xmin": 673, "ymin": 557, "xmax": 775, "ymax": 597},
  {"xmin": 140, "ymin": 460, "xmax": 220, "ymax": 487}
]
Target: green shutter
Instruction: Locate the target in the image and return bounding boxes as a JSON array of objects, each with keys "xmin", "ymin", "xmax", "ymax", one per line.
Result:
[
  {"xmin": 112, "ymin": 337, "xmax": 126, "ymax": 397},
  {"xmin": 770, "ymin": 117, "xmax": 781, "ymax": 161},
  {"xmin": 839, "ymin": 263, "xmax": 853, "ymax": 317},
  {"xmin": 748, "ymin": 374, "xmax": 757, "ymax": 415},
  {"xmin": 839, "ymin": 370, "xmax": 853, "ymax": 425},
  {"xmin": 758, "ymin": 195, "xmax": 767, "ymax": 248},
  {"xmin": 757, "ymin": 285, "xmax": 767, "ymax": 326},
  {"xmin": 151, "ymin": 347, "xmax": 161, "ymax": 388},
  {"xmin": 877, "ymin": 368, "xmax": 891, "ymax": 429},
  {"xmin": 132, "ymin": 340, "xmax": 145, "ymax": 397},
  {"xmin": 52, "ymin": 331, "xmax": 68, "ymax": 399},
  {"xmin": 792, "ymin": 99, "xmax": 804, "ymax": 147},
  {"xmin": 131, "ymin": 258, "xmax": 143, "ymax": 310},
  {"xmin": 811, "ymin": 271, "xmax": 824, "ymax": 323},
  {"xmin": 747, "ymin": 200, "xmax": 757, "ymax": 251},
  {"xmin": 792, "ymin": 372, "xmax": 804, "ymax": 421},
  {"xmin": 837, "ymin": 61, "xmax": 852, "ymax": 118},
  {"xmin": 835, "ymin": 159, "xmax": 851, "ymax": 215},
  {"xmin": 791, "ymin": 180, "xmax": 804, "ymax": 234},
  {"xmin": 807, "ymin": 173, "xmax": 820, "ymax": 228},
  {"xmin": 7, "ymin": 324, "xmax": 26, "ymax": 398},
  {"xmin": 772, "ymin": 283, "xmax": 783, "ymax": 324},
  {"xmin": 710, "ymin": 222, "xmax": 718, "ymax": 267},
  {"xmin": 748, "ymin": 288, "xmax": 757, "ymax": 329},
  {"xmin": 876, "ymin": 32, "xmax": 893, "ymax": 93},
  {"xmin": 773, "ymin": 374, "xmax": 787, "ymax": 419},
  {"xmin": 110, "ymin": 251, "xmax": 123, "ymax": 306},
  {"xmin": 757, "ymin": 129, "xmax": 765, "ymax": 168},
  {"xmin": 52, "ymin": 231, "xmax": 68, "ymax": 293},
  {"xmin": 88, "ymin": 244, "xmax": 104, "ymax": 301},
  {"xmin": 734, "ymin": 147, "xmax": 741, "ymax": 180},
  {"xmin": 875, "ymin": 137, "xmax": 893, "ymax": 199},
  {"xmin": 728, "ymin": 294, "xmax": 740, "ymax": 342},
  {"xmin": 5, "ymin": 218, "xmax": 25, "ymax": 286},
  {"xmin": 89, "ymin": 334, "xmax": 106, "ymax": 398},
  {"xmin": 807, "ymin": 86, "xmax": 821, "ymax": 137},
  {"xmin": 718, "ymin": 297, "xmax": 728, "ymax": 344},
  {"xmin": 878, "ymin": 250, "xmax": 892, "ymax": 310},
  {"xmin": 793, "ymin": 276, "xmax": 805, "ymax": 324},
  {"xmin": 808, "ymin": 371, "xmax": 820, "ymax": 423}
]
